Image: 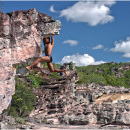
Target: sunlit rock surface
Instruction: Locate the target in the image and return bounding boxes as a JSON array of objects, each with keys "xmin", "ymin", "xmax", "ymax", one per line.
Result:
[
  {"xmin": 0, "ymin": 8, "xmax": 61, "ymax": 114},
  {"xmin": 0, "ymin": 63, "xmax": 130, "ymax": 129},
  {"xmin": 27, "ymin": 64, "xmax": 130, "ymax": 128}
]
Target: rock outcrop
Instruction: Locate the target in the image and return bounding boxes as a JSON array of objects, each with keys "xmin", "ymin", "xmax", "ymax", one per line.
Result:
[
  {"xmin": 26, "ymin": 64, "xmax": 130, "ymax": 129},
  {"xmin": 0, "ymin": 9, "xmax": 61, "ymax": 114},
  {"xmin": 0, "ymin": 63, "xmax": 130, "ymax": 129}
]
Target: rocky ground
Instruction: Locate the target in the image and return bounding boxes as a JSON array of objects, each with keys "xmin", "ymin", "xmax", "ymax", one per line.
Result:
[{"xmin": 0, "ymin": 63, "xmax": 130, "ymax": 129}]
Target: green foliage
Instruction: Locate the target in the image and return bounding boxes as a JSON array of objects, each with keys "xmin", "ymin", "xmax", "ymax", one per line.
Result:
[
  {"xmin": 14, "ymin": 63, "xmax": 27, "ymax": 73},
  {"xmin": 49, "ymin": 72, "xmax": 61, "ymax": 78},
  {"xmin": 124, "ymin": 70, "xmax": 130, "ymax": 88},
  {"xmin": 52, "ymin": 63, "xmax": 61, "ymax": 69},
  {"xmin": 87, "ymin": 74, "xmax": 106, "ymax": 85},
  {"xmin": 77, "ymin": 72, "xmax": 106, "ymax": 85},
  {"xmin": 41, "ymin": 119, "xmax": 47, "ymax": 123},
  {"xmin": 41, "ymin": 62, "xmax": 48, "ymax": 69},
  {"xmin": 76, "ymin": 62, "xmax": 130, "ymax": 88},
  {"xmin": 76, "ymin": 72, "xmax": 86, "ymax": 84},
  {"xmin": 3, "ymin": 105, "xmax": 18, "ymax": 117},
  {"xmin": 14, "ymin": 117, "xmax": 26, "ymax": 124},
  {"xmin": 104, "ymin": 74, "xmax": 126, "ymax": 87},
  {"xmin": 3, "ymin": 77, "xmax": 36, "ymax": 118},
  {"xmin": 26, "ymin": 71, "xmax": 45, "ymax": 88},
  {"xmin": 2, "ymin": 62, "xmax": 62, "ymax": 121},
  {"xmin": 15, "ymin": 65, "xmax": 19, "ymax": 72},
  {"xmin": 69, "ymin": 62, "xmax": 73, "ymax": 70}
]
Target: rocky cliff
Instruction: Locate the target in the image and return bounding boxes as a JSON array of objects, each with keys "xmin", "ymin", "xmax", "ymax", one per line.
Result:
[
  {"xmin": 28, "ymin": 68, "xmax": 130, "ymax": 129},
  {"xmin": 0, "ymin": 64, "xmax": 130, "ymax": 129},
  {"xmin": 0, "ymin": 9, "xmax": 61, "ymax": 114}
]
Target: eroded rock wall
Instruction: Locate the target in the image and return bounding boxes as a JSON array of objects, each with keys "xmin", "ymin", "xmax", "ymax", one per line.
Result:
[
  {"xmin": 0, "ymin": 9, "xmax": 61, "ymax": 114},
  {"xmin": 30, "ymin": 81, "xmax": 130, "ymax": 126},
  {"xmin": 27, "ymin": 64, "xmax": 130, "ymax": 128}
]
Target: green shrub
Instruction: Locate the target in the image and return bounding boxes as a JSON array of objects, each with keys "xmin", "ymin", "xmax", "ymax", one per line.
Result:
[
  {"xmin": 41, "ymin": 62, "xmax": 48, "ymax": 69},
  {"xmin": 124, "ymin": 70, "xmax": 130, "ymax": 88},
  {"xmin": 14, "ymin": 117, "xmax": 25, "ymax": 124},
  {"xmin": 52, "ymin": 63, "xmax": 61, "ymax": 69},
  {"xmin": 69, "ymin": 62, "xmax": 73, "ymax": 70},
  {"xmin": 76, "ymin": 72, "xmax": 88, "ymax": 84},
  {"xmin": 104, "ymin": 74, "xmax": 126, "ymax": 87},
  {"xmin": 27, "ymin": 71, "xmax": 46, "ymax": 88},
  {"xmin": 77, "ymin": 73, "xmax": 106, "ymax": 85},
  {"xmin": 49, "ymin": 72, "xmax": 61, "ymax": 78},
  {"xmin": 3, "ymin": 77, "xmax": 37, "ymax": 118},
  {"xmin": 76, "ymin": 62, "xmax": 130, "ymax": 88},
  {"xmin": 86, "ymin": 74, "xmax": 106, "ymax": 85},
  {"xmin": 3, "ymin": 105, "xmax": 18, "ymax": 117}
]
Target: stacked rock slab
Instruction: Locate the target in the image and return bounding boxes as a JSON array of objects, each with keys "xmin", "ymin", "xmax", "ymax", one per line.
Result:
[
  {"xmin": 29, "ymin": 66, "xmax": 130, "ymax": 128},
  {"xmin": 27, "ymin": 63, "xmax": 130, "ymax": 128},
  {"xmin": 0, "ymin": 9, "xmax": 61, "ymax": 114}
]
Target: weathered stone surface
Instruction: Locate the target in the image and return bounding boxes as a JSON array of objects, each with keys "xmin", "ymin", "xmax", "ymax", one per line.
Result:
[
  {"xmin": 0, "ymin": 9, "xmax": 61, "ymax": 114},
  {"xmin": 25, "ymin": 64, "xmax": 130, "ymax": 128},
  {"xmin": 0, "ymin": 63, "xmax": 130, "ymax": 129}
]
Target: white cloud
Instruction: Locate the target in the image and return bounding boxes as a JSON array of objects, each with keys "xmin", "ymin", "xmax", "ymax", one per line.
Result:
[
  {"xmin": 123, "ymin": 53, "xmax": 130, "ymax": 58},
  {"xmin": 49, "ymin": 5, "xmax": 57, "ymax": 13},
  {"xmin": 58, "ymin": 53, "xmax": 106, "ymax": 66},
  {"xmin": 92, "ymin": 44, "xmax": 104, "ymax": 50},
  {"xmin": 63, "ymin": 40, "xmax": 78, "ymax": 46},
  {"xmin": 59, "ymin": 1, "xmax": 115, "ymax": 26},
  {"xmin": 104, "ymin": 48, "xmax": 108, "ymax": 51},
  {"xmin": 110, "ymin": 37, "xmax": 130, "ymax": 58}
]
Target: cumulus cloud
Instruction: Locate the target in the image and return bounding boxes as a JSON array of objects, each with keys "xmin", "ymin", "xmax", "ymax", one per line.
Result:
[
  {"xmin": 110, "ymin": 37, "xmax": 130, "ymax": 58},
  {"xmin": 58, "ymin": 53, "xmax": 105, "ymax": 66},
  {"xmin": 92, "ymin": 44, "xmax": 104, "ymax": 50},
  {"xmin": 49, "ymin": 5, "xmax": 57, "ymax": 13},
  {"xmin": 59, "ymin": 1, "xmax": 115, "ymax": 26},
  {"xmin": 63, "ymin": 40, "xmax": 78, "ymax": 46},
  {"xmin": 123, "ymin": 53, "xmax": 130, "ymax": 58}
]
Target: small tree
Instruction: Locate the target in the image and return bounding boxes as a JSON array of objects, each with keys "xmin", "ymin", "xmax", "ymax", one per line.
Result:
[
  {"xmin": 3, "ymin": 77, "xmax": 37, "ymax": 117},
  {"xmin": 69, "ymin": 61, "xmax": 73, "ymax": 70}
]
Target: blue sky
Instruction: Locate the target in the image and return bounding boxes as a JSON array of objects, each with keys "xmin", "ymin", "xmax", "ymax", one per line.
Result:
[{"xmin": 3, "ymin": 1, "xmax": 130, "ymax": 66}]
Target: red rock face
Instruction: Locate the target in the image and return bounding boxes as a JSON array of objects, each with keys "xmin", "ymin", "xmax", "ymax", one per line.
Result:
[{"xmin": 0, "ymin": 9, "xmax": 61, "ymax": 114}]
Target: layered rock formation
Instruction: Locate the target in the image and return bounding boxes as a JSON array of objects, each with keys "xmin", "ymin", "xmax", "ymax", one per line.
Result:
[
  {"xmin": 26, "ymin": 64, "xmax": 130, "ymax": 129},
  {"xmin": 0, "ymin": 9, "xmax": 61, "ymax": 114},
  {"xmin": 0, "ymin": 63, "xmax": 130, "ymax": 129}
]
